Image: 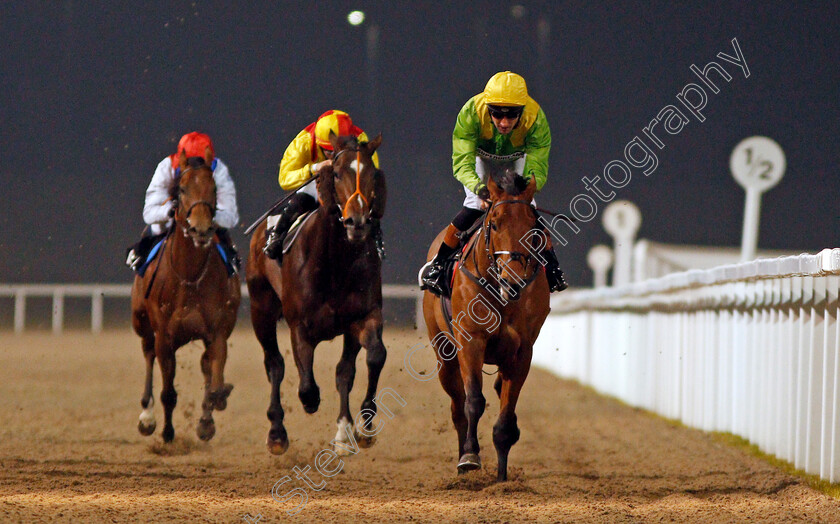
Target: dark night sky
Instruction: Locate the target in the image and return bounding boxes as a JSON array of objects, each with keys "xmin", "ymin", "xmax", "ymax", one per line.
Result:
[{"xmin": 1, "ymin": 1, "xmax": 838, "ymax": 287}]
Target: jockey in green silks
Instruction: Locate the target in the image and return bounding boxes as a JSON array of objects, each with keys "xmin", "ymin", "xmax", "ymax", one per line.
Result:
[{"xmin": 420, "ymin": 71, "xmax": 567, "ymax": 296}]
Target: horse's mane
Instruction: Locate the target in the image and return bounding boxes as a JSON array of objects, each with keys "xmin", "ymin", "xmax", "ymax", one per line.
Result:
[
  {"xmin": 487, "ymin": 162, "xmax": 529, "ymax": 196},
  {"xmin": 334, "ymin": 135, "xmax": 359, "ymax": 152},
  {"xmin": 186, "ymin": 156, "xmax": 207, "ymax": 169}
]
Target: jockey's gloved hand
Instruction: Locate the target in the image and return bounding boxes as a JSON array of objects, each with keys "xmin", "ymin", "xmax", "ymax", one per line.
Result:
[
  {"xmin": 476, "ymin": 186, "xmax": 490, "ymax": 201},
  {"xmin": 311, "ymin": 160, "xmax": 332, "ymax": 173}
]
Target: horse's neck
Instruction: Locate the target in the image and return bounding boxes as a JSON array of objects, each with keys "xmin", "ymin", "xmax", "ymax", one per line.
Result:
[
  {"xmin": 168, "ymin": 228, "xmax": 211, "ymax": 279},
  {"xmin": 466, "ymin": 225, "xmax": 491, "ymax": 276},
  {"xmin": 311, "ymin": 210, "xmax": 373, "ymax": 276}
]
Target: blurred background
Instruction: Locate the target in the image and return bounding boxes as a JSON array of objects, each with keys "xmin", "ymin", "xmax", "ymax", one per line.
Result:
[{"xmin": 1, "ymin": 1, "xmax": 838, "ymax": 326}]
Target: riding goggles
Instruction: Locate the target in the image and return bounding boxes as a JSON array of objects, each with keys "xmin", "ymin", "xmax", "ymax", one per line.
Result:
[{"xmin": 487, "ymin": 105, "xmax": 524, "ymax": 120}]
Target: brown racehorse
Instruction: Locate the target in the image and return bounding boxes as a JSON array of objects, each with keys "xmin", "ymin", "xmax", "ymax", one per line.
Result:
[
  {"xmin": 422, "ymin": 163, "xmax": 550, "ymax": 481},
  {"xmin": 131, "ymin": 151, "xmax": 241, "ymax": 443},
  {"xmin": 246, "ymin": 133, "xmax": 387, "ymax": 455}
]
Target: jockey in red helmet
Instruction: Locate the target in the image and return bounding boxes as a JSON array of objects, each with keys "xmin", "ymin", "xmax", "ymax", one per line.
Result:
[{"xmin": 126, "ymin": 132, "xmax": 241, "ymax": 273}]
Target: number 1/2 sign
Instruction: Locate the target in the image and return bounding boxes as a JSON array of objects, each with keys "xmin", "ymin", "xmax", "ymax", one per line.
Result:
[
  {"xmin": 730, "ymin": 136, "xmax": 786, "ymax": 261},
  {"xmin": 730, "ymin": 136, "xmax": 786, "ymax": 192}
]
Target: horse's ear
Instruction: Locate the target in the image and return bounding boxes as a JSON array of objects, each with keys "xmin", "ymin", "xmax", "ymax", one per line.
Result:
[
  {"xmin": 487, "ymin": 173, "xmax": 504, "ymax": 200},
  {"xmin": 365, "ymin": 133, "xmax": 382, "ymax": 154},
  {"xmin": 203, "ymin": 146, "xmax": 214, "ymax": 167},
  {"xmin": 523, "ymin": 174, "xmax": 537, "ymax": 200},
  {"xmin": 178, "ymin": 150, "xmax": 188, "ymax": 171},
  {"xmin": 328, "ymin": 130, "xmax": 341, "ymax": 152}
]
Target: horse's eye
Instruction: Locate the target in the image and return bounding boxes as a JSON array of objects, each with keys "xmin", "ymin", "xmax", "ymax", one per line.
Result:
[{"xmin": 490, "ymin": 222, "xmax": 497, "ymax": 231}]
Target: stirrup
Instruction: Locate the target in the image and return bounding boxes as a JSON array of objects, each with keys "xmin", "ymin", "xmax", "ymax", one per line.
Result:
[
  {"xmin": 263, "ymin": 229, "xmax": 285, "ymax": 261},
  {"xmin": 418, "ymin": 260, "xmax": 444, "ymax": 296},
  {"xmin": 547, "ymin": 268, "xmax": 568, "ymax": 293},
  {"xmin": 375, "ymin": 234, "xmax": 386, "ymax": 260},
  {"xmin": 126, "ymin": 249, "xmax": 142, "ymax": 271}
]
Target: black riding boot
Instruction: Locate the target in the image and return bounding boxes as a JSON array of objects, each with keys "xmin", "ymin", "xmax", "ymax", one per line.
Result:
[
  {"xmin": 542, "ymin": 246, "xmax": 569, "ymax": 292},
  {"xmin": 125, "ymin": 232, "xmax": 166, "ymax": 272},
  {"xmin": 419, "ymin": 242, "xmax": 457, "ymax": 296},
  {"xmin": 264, "ymin": 193, "xmax": 318, "ymax": 263},
  {"xmin": 215, "ymin": 228, "xmax": 240, "ymax": 274}
]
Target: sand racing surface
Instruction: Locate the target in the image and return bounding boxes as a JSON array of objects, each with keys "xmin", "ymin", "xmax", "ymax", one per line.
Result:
[{"xmin": 1, "ymin": 328, "xmax": 839, "ymax": 523}]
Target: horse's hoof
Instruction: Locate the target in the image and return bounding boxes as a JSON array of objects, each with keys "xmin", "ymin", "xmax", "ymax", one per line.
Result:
[
  {"xmin": 299, "ymin": 388, "xmax": 320, "ymax": 414},
  {"xmin": 267, "ymin": 436, "xmax": 289, "ymax": 455},
  {"xmin": 267, "ymin": 428, "xmax": 289, "ymax": 455},
  {"xmin": 355, "ymin": 433, "xmax": 376, "ymax": 449},
  {"xmin": 210, "ymin": 384, "xmax": 234, "ymax": 411},
  {"xmin": 197, "ymin": 417, "xmax": 216, "ymax": 441},
  {"xmin": 333, "ymin": 441, "xmax": 355, "ymax": 456},
  {"xmin": 162, "ymin": 426, "xmax": 175, "ymax": 443},
  {"xmin": 137, "ymin": 419, "xmax": 156, "ymax": 436},
  {"xmin": 457, "ymin": 453, "xmax": 481, "ymax": 474}
]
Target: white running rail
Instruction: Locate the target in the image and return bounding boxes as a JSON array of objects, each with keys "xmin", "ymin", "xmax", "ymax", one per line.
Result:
[
  {"xmin": 534, "ymin": 248, "xmax": 840, "ymax": 483},
  {"xmin": 0, "ymin": 283, "xmax": 422, "ymax": 334}
]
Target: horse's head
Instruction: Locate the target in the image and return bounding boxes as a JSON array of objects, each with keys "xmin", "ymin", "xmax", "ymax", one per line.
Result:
[
  {"xmin": 484, "ymin": 162, "xmax": 540, "ymax": 300},
  {"xmin": 317, "ymin": 132, "xmax": 384, "ymax": 243},
  {"xmin": 174, "ymin": 151, "xmax": 217, "ymax": 248}
]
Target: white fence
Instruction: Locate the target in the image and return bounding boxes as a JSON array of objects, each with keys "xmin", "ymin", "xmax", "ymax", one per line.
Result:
[
  {"xmin": 632, "ymin": 238, "xmax": 804, "ymax": 281},
  {"xmin": 534, "ymin": 248, "xmax": 840, "ymax": 483},
  {"xmin": 0, "ymin": 283, "xmax": 422, "ymax": 334}
]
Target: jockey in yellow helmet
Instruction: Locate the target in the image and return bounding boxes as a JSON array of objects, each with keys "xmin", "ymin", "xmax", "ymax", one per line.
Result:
[
  {"xmin": 264, "ymin": 110, "xmax": 381, "ymax": 262},
  {"xmin": 420, "ymin": 71, "xmax": 567, "ymax": 295}
]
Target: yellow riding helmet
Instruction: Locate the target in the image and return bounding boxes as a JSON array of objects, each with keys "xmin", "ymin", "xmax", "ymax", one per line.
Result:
[
  {"xmin": 314, "ymin": 110, "xmax": 354, "ymax": 150},
  {"xmin": 483, "ymin": 71, "xmax": 528, "ymax": 107}
]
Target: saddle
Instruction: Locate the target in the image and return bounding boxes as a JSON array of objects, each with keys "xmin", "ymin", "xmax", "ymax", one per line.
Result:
[
  {"xmin": 281, "ymin": 210, "xmax": 317, "ymax": 255},
  {"xmin": 136, "ymin": 236, "xmax": 237, "ymax": 277},
  {"xmin": 137, "ymin": 238, "xmax": 166, "ymax": 277},
  {"xmin": 438, "ymin": 218, "xmax": 485, "ymax": 335}
]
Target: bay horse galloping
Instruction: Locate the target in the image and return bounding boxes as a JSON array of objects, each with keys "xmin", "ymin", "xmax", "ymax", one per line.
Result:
[
  {"xmin": 132, "ymin": 151, "xmax": 241, "ymax": 443},
  {"xmin": 423, "ymin": 162, "xmax": 550, "ymax": 481},
  {"xmin": 246, "ymin": 133, "xmax": 387, "ymax": 455}
]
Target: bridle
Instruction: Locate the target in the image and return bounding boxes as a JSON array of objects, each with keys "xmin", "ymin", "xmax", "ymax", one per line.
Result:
[
  {"xmin": 174, "ymin": 165, "xmax": 216, "ymax": 233},
  {"xmin": 485, "ymin": 199, "xmax": 542, "ymax": 282},
  {"xmin": 169, "ymin": 164, "xmax": 215, "ymax": 286},
  {"xmin": 460, "ymin": 197, "xmax": 542, "ymax": 294},
  {"xmin": 143, "ymin": 164, "xmax": 218, "ymax": 297},
  {"xmin": 330, "ymin": 145, "xmax": 371, "ymax": 224}
]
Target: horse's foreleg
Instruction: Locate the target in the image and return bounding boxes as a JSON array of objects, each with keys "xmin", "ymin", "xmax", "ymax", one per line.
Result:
[
  {"xmin": 138, "ymin": 334, "xmax": 157, "ymax": 436},
  {"xmin": 493, "ymin": 344, "xmax": 533, "ymax": 481},
  {"xmin": 249, "ymin": 278, "xmax": 288, "ymax": 454},
  {"xmin": 458, "ymin": 344, "xmax": 486, "ymax": 474},
  {"xmin": 352, "ymin": 317, "xmax": 387, "ymax": 449},
  {"xmin": 291, "ymin": 327, "xmax": 320, "ymax": 414},
  {"xmin": 437, "ymin": 357, "xmax": 468, "ymax": 458},
  {"xmin": 205, "ymin": 338, "xmax": 232, "ymax": 410},
  {"xmin": 156, "ymin": 338, "xmax": 177, "ymax": 443},
  {"xmin": 333, "ymin": 334, "xmax": 362, "ymax": 455},
  {"xmin": 196, "ymin": 339, "xmax": 233, "ymax": 442}
]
